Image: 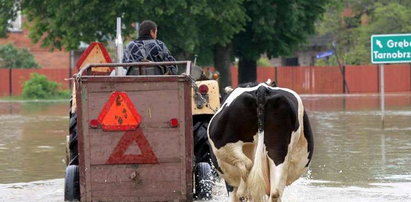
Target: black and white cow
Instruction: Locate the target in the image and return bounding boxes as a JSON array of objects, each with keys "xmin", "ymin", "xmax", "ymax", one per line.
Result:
[{"xmin": 208, "ymin": 82, "xmax": 313, "ymax": 202}]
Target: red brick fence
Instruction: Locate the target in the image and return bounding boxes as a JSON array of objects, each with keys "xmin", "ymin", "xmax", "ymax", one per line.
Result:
[{"xmin": 1, "ymin": 64, "xmax": 410, "ymax": 97}]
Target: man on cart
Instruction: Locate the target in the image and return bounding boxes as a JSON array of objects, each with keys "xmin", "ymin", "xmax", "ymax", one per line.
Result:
[{"xmin": 123, "ymin": 20, "xmax": 178, "ymax": 75}]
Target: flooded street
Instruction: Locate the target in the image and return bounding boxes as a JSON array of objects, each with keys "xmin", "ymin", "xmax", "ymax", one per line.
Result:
[
  {"xmin": 0, "ymin": 93, "xmax": 410, "ymax": 201},
  {"xmin": 0, "ymin": 101, "xmax": 67, "ymax": 184}
]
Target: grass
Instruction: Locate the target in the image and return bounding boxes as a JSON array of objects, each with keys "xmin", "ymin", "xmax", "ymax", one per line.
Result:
[{"xmin": 0, "ymin": 95, "xmax": 70, "ymax": 101}]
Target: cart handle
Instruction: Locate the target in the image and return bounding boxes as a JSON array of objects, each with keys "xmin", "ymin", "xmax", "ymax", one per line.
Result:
[{"xmin": 76, "ymin": 61, "xmax": 192, "ymax": 77}]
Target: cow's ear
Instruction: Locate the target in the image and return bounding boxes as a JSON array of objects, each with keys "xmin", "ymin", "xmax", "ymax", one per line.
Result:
[
  {"xmin": 224, "ymin": 86, "xmax": 234, "ymax": 93},
  {"xmin": 266, "ymin": 79, "xmax": 277, "ymax": 87}
]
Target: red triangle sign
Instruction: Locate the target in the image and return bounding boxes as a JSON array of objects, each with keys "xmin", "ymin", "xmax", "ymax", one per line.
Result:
[
  {"xmin": 97, "ymin": 91, "xmax": 142, "ymax": 131},
  {"xmin": 76, "ymin": 42, "xmax": 113, "ymax": 75},
  {"xmin": 106, "ymin": 129, "xmax": 158, "ymax": 164}
]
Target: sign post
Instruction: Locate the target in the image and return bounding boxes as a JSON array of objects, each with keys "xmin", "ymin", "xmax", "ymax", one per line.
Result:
[
  {"xmin": 379, "ymin": 64, "xmax": 384, "ymax": 124},
  {"xmin": 371, "ymin": 33, "xmax": 411, "ymax": 126}
]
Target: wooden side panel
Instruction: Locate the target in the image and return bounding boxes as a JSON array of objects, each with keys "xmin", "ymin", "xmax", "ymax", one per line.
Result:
[
  {"xmin": 77, "ymin": 76, "xmax": 192, "ymax": 201},
  {"xmin": 90, "ymin": 164, "xmax": 183, "ymax": 200}
]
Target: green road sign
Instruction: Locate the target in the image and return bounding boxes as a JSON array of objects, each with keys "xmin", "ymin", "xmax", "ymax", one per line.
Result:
[{"xmin": 371, "ymin": 34, "xmax": 411, "ymax": 64}]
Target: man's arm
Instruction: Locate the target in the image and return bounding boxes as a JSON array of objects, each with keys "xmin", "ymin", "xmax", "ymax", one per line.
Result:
[{"xmin": 157, "ymin": 41, "xmax": 178, "ymax": 75}]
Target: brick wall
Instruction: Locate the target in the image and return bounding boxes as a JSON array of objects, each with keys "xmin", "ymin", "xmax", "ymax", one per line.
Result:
[
  {"xmin": 0, "ymin": 68, "xmax": 70, "ymax": 97},
  {"xmin": 0, "ymin": 29, "xmax": 70, "ymax": 69},
  {"xmin": 0, "ymin": 69, "xmax": 10, "ymax": 97}
]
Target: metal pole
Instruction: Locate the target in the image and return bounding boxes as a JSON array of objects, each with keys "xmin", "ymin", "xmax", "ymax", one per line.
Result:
[
  {"xmin": 116, "ymin": 17, "xmax": 124, "ymax": 75},
  {"xmin": 380, "ymin": 64, "xmax": 385, "ymax": 126},
  {"xmin": 69, "ymin": 50, "xmax": 74, "ymax": 89}
]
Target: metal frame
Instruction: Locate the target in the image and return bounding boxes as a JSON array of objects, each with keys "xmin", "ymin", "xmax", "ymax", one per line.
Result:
[{"xmin": 77, "ymin": 61, "xmax": 192, "ymax": 77}]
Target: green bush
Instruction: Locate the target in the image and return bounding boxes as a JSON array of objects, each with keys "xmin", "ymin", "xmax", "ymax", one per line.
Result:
[
  {"xmin": 22, "ymin": 73, "xmax": 70, "ymax": 99},
  {"xmin": 257, "ymin": 57, "xmax": 271, "ymax": 67},
  {"xmin": 0, "ymin": 43, "xmax": 40, "ymax": 68}
]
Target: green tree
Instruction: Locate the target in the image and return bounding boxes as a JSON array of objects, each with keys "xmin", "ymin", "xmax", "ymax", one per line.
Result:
[
  {"xmin": 0, "ymin": 43, "xmax": 40, "ymax": 68},
  {"xmin": 18, "ymin": 1, "xmax": 328, "ymax": 86},
  {"xmin": 346, "ymin": 2, "xmax": 411, "ymax": 64},
  {"xmin": 233, "ymin": 0, "xmax": 328, "ymax": 83},
  {"xmin": 22, "ymin": 0, "xmax": 246, "ymax": 56},
  {"xmin": 316, "ymin": 0, "xmax": 411, "ymax": 65},
  {"xmin": 0, "ymin": 0, "xmax": 19, "ymax": 38},
  {"xmin": 194, "ymin": 0, "xmax": 247, "ymax": 89},
  {"xmin": 22, "ymin": 0, "xmax": 247, "ymax": 89}
]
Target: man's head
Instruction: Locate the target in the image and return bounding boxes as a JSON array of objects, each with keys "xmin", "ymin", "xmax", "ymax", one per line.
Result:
[{"xmin": 139, "ymin": 20, "xmax": 157, "ymax": 39}]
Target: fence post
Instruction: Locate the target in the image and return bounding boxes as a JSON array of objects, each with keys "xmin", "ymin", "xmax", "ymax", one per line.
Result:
[
  {"xmin": 310, "ymin": 66, "xmax": 313, "ymax": 94},
  {"xmin": 9, "ymin": 68, "xmax": 12, "ymax": 97},
  {"xmin": 342, "ymin": 65, "xmax": 346, "ymax": 93}
]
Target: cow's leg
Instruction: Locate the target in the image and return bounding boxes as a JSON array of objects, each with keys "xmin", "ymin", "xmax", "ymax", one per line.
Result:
[
  {"xmin": 213, "ymin": 142, "xmax": 253, "ymax": 200},
  {"xmin": 287, "ymin": 132, "xmax": 309, "ymax": 185},
  {"xmin": 267, "ymin": 157, "xmax": 289, "ymax": 202},
  {"xmin": 228, "ymin": 187, "xmax": 238, "ymax": 202},
  {"xmin": 287, "ymin": 110, "xmax": 313, "ymax": 185}
]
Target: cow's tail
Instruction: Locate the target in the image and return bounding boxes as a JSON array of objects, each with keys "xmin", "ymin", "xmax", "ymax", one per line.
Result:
[{"xmin": 246, "ymin": 86, "xmax": 268, "ymax": 201}]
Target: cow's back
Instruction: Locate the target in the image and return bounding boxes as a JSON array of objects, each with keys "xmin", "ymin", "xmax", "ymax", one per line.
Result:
[{"xmin": 207, "ymin": 83, "xmax": 313, "ymax": 201}]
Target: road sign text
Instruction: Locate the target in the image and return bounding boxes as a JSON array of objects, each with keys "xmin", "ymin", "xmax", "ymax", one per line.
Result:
[{"xmin": 371, "ymin": 34, "xmax": 411, "ymax": 64}]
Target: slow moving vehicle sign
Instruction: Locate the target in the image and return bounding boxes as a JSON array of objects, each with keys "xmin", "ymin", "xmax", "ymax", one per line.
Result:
[
  {"xmin": 371, "ymin": 34, "xmax": 411, "ymax": 64},
  {"xmin": 96, "ymin": 91, "xmax": 158, "ymax": 164},
  {"xmin": 97, "ymin": 91, "xmax": 142, "ymax": 131},
  {"xmin": 76, "ymin": 42, "xmax": 113, "ymax": 74},
  {"xmin": 106, "ymin": 129, "xmax": 159, "ymax": 164}
]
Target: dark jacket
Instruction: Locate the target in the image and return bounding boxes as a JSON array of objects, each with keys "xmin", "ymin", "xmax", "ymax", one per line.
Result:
[{"xmin": 123, "ymin": 36, "xmax": 178, "ymax": 75}]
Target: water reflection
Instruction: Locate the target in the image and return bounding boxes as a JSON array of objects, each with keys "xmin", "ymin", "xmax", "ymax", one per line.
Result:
[
  {"xmin": 303, "ymin": 93, "xmax": 411, "ymax": 188},
  {"xmin": 308, "ymin": 109, "xmax": 411, "ymax": 187},
  {"xmin": 0, "ymin": 101, "xmax": 68, "ymax": 184},
  {"xmin": 0, "ymin": 93, "xmax": 410, "ymax": 201}
]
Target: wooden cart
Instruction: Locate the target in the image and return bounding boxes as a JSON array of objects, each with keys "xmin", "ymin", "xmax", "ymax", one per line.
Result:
[{"xmin": 68, "ymin": 61, "xmax": 194, "ymax": 201}]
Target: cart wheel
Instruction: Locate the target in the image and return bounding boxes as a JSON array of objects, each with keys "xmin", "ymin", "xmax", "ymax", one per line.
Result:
[
  {"xmin": 193, "ymin": 121, "xmax": 211, "ymax": 163},
  {"xmin": 68, "ymin": 96, "xmax": 78, "ymax": 165},
  {"xmin": 64, "ymin": 165, "xmax": 80, "ymax": 201},
  {"xmin": 194, "ymin": 162, "xmax": 213, "ymax": 200},
  {"xmin": 65, "ymin": 135, "xmax": 70, "ymax": 166}
]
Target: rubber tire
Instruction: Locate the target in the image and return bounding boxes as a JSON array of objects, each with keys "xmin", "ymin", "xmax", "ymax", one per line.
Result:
[
  {"xmin": 64, "ymin": 165, "xmax": 80, "ymax": 201},
  {"xmin": 193, "ymin": 121, "xmax": 211, "ymax": 164},
  {"xmin": 68, "ymin": 97, "xmax": 78, "ymax": 165},
  {"xmin": 194, "ymin": 162, "xmax": 213, "ymax": 200}
]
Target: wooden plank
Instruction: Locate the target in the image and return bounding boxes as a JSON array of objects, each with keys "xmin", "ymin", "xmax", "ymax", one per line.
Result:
[
  {"xmin": 89, "ymin": 128, "xmax": 183, "ymax": 165},
  {"xmin": 182, "ymin": 80, "xmax": 193, "ymax": 200},
  {"xmin": 87, "ymin": 89, "xmax": 181, "ymax": 124},
  {"xmin": 90, "ymin": 163, "xmax": 181, "ymax": 183},
  {"xmin": 85, "ymin": 81, "xmax": 179, "ymax": 93}
]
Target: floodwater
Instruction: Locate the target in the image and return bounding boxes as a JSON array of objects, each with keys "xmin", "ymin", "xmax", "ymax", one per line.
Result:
[{"xmin": 0, "ymin": 93, "xmax": 410, "ymax": 201}]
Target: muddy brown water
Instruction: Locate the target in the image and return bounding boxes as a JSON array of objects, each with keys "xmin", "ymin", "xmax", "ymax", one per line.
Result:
[{"xmin": 0, "ymin": 93, "xmax": 410, "ymax": 201}]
